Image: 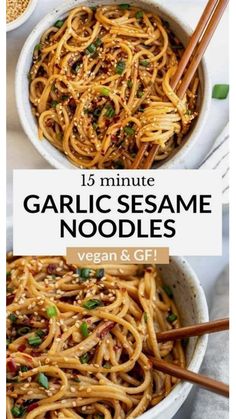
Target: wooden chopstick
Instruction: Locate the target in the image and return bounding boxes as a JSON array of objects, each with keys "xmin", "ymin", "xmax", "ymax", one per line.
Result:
[
  {"xmin": 131, "ymin": 0, "xmax": 228, "ymax": 170},
  {"xmin": 157, "ymin": 318, "xmax": 229, "ymax": 342},
  {"xmin": 150, "ymin": 357, "xmax": 229, "ymax": 397}
]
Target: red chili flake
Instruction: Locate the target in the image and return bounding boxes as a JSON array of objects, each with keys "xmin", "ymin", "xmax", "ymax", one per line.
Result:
[
  {"xmin": 7, "ymin": 358, "xmax": 17, "ymax": 373},
  {"xmin": 26, "ymin": 403, "xmax": 39, "ymax": 412},
  {"xmin": 18, "ymin": 344, "xmax": 26, "ymax": 352},
  {"xmin": 98, "ymin": 322, "xmax": 115, "ymax": 339},
  {"xmin": 47, "ymin": 264, "xmax": 58, "ymax": 275},
  {"xmin": 7, "ymin": 294, "xmax": 15, "ymax": 305}
]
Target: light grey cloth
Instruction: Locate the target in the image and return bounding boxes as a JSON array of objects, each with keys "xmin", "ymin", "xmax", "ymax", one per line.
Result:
[{"xmin": 190, "ymin": 267, "xmax": 229, "ymax": 419}]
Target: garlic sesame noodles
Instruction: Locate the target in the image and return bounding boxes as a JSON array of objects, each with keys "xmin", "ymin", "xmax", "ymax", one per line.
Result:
[
  {"xmin": 29, "ymin": 4, "xmax": 199, "ymax": 169},
  {"xmin": 7, "ymin": 258, "xmax": 185, "ymax": 418}
]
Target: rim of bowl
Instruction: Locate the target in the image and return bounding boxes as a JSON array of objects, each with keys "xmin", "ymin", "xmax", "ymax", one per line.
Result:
[
  {"xmin": 15, "ymin": 0, "xmax": 211, "ymax": 169},
  {"xmin": 139, "ymin": 256, "xmax": 209, "ymax": 419},
  {"xmin": 7, "ymin": 0, "xmax": 38, "ymax": 32}
]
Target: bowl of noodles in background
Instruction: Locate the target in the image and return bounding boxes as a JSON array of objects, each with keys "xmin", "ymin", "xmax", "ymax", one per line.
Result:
[
  {"xmin": 6, "ymin": 224, "xmax": 208, "ymax": 419},
  {"xmin": 15, "ymin": 0, "xmax": 211, "ymax": 170}
]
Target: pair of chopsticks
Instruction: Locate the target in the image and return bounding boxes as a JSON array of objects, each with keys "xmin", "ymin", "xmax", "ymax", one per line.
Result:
[
  {"xmin": 154, "ymin": 318, "xmax": 229, "ymax": 397},
  {"xmin": 131, "ymin": 0, "xmax": 229, "ymax": 169}
]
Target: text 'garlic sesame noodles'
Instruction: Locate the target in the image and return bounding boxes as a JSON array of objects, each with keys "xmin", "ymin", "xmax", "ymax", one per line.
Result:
[
  {"xmin": 7, "ymin": 258, "xmax": 186, "ymax": 418},
  {"xmin": 29, "ymin": 4, "xmax": 199, "ymax": 169}
]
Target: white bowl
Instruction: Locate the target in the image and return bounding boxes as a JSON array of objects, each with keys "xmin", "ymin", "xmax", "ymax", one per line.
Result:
[
  {"xmin": 6, "ymin": 223, "xmax": 208, "ymax": 419},
  {"xmin": 7, "ymin": 0, "xmax": 38, "ymax": 32},
  {"xmin": 15, "ymin": 0, "xmax": 211, "ymax": 170}
]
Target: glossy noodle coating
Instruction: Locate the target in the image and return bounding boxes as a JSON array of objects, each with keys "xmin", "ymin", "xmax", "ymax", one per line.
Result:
[{"xmin": 7, "ymin": 258, "xmax": 185, "ymax": 418}]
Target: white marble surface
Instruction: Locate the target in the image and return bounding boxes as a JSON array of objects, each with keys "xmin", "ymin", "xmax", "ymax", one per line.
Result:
[{"xmin": 7, "ymin": 1, "xmax": 229, "ymax": 418}]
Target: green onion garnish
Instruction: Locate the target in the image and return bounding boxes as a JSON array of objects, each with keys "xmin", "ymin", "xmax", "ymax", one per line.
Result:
[
  {"xmin": 54, "ymin": 19, "xmax": 64, "ymax": 28},
  {"xmin": 28, "ymin": 335, "xmax": 42, "ymax": 347},
  {"xmin": 103, "ymin": 362, "xmax": 111, "ymax": 369},
  {"xmin": 105, "ymin": 105, "xmax": 115, "ymax": 118},
  {"xmin": 127, "ymin": 80, "xmax": 133, "ymax": 88},
  {"xmin": 37, "ymin": 372, "xmax": 49, "ymax": 389},
  {"xmin": 124, "ymin": 126, "xmax": 135, "ymax": 136},
  {"xmin": 80, "ymin": 353, "xmax": 89, "ymax": 364},
  {"xmin": 116, "ymin": 60, "xmax": 126, "ymax": 75},
  {"xmin": 137, "ymin": 90, "xmax": 144, "ymax": 98},
  {"xmin": 135, "ymin": 11, "xmax": 143, "ymax": 19},
  {"xmin": 34, "ymin": 44, "xmax": 41, "ymax": 52},
  {"xmin": 140, "ymin": 60, "xmax": 149, "ymax": 67},
  {"xmin": 18, "ymin": 327, "xmax": 31, "ymax": 336},
  {"xmin": 94, "ymin": 38, "xmax": 102, "ymax": 47},
  {"xmin": 82, "ymin": 299, "xmax": 102, "ymax": 310},
  {"xmin": 86, "ymin": 43, "xmax": 97, "ymax": 55},
  {"xmin": 11, "ymin": 406, "xmax": 25, "ymax": 417},
  {"xmin": 144, "ymin": 312, "xmax": 148, "ymax": 323},
  {"xmin": 162, "ymin": 285, "xmax": 173, "ymax": 299},
  {"xmin": 96, "ymin": 268, "xmax": 104, "ymax": 279},
  {"xmin": 80, "ymin": 321, "xmax": 89, "ymax": 338},
  {"xmin": 119, "ymin": 4, "xmax": 130, "ymax": 9},
  {"xmin": 20, "ymin": 365, "xmax": 29, "ymax": 372},
  {"xmin": 46, "ymin": 305, "xmax": 57, "ymax": 318},
  {"xmin": 36, "ymin": 329, "xmax": 46, "ymax": 338},
  {"xmin": 167, "ymin": 313, "xmax": 177, "ymax": 323},
  {"xmin": 100, "ymin": 87, "xmax": 110, "ymax": 96},
  {"xmin": 8, "ymin": 313, "xmax": 17, "ymax": 323},
  {"xmin": 72, "ymin": 61, "xmax": 81, "ymax": 74},
  {"xmin": 212, "ymin": 84, "xmax": 229, "ymax": 99},
  {"xmin": 80, "ymin": 268, "xmax": 92, "ymax": 279},
  {"xmin": 51, "ymin": 100, "xmax": 59, "ymax": 108}
]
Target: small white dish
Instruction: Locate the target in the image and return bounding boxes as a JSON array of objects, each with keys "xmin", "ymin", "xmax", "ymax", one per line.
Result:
[
  {"xmin": 7, "ymin": 0, "xmax": 38, "ymax": 33},
  {"xmin": 15, "ymin": 0, "xmax": 211, "ymax": 170}
]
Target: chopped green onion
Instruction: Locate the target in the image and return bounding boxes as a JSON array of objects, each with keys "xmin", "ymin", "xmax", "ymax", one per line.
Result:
[
  {"xmin": 72, "ymin": 61, "xmax": 81, "ymax": 74},
  {"xmin": 80, "ymin": 353, "xmax": 89, "ymax": 364},
  {"xmin": 116, "ymin": 60, "xmax": 126, "ymax": 75},
  {"xmin": 28, "ymin": 335, "xmax": 42, "ymax": 347},
  {"xmin": 91, "ymin": 6, "xmax": 97, "ymax": 11},
  {"xmin": 36, "ymin": 329, "xmax": 46, "ymax": 338},
  {"xmin": 162, "ymin": 285, "xmax": 173, "ymax": 299},
  {"xmin": 51, "ymin": 100, "xmax": 59, "ymax": 108},
  {"xmin": 61, "ymin": 95, "xmax": 69, "ymax": 101},
  {"xmin": 137, "ymin": 90, "xmax": 144, "ymax": 98},
  {"xmin": 8, "ymin": 313, "xmax": 17, "ymax": 323},
  {"xmin": 105, "ymin": 105, "xmax": 115, "ymax": 118},
  {"xmin": 86, "ymin": 43, "xmax": 97, "ymax": 55},
  {"xmin": 18, "ymin": 327, "xmax": 31, "ymax": 336},
  {"xmin": 20, "ymin": 365, "xmax": 29, "ymax": 372},
  {"xmin": 167, "ymin": 313, "xmax": 177, "ymax": 323},
  {"xmin": 11, "ymin": 406, "xmax": 25, "ymax": 417},
  {"xmin": 212, "ymin": 84, "xmax": 229, "ymax": 99},
  {"xmin": 93, "ymin": 107, "xmax": 102, "ymax": 118},
  {"xmin": 100, "ymin": 87, "xmax": 110, "ymax": 96},
  {"xmin": 127, "ymin": 80, "xmax": 133, "ymax": 88},
  {"xmin": 140, "ymin": 60, "xmax": 149, "ymax": 67},
  {"xmin": 46, "ymin": 305, "xmax": 57, "ymax": 318},
  {"xmin": 135, "ymin": 11, "xmax": 143, "ymax": 19},
  {"xmin": 76, "ymin": 268, "xmax": 81, "ymax": 276},
  {"xmin": 54, "ymin": 19, "xmax": 64, "ymax": 28},
  {"xmin": 94, "ymin": 38, "xmax": 102, "ymax": 47},
  {"xmin": 144, "ymin": 312, "xmax": 148, "ymax": 323},
  {"xmin": 34, "ymin": 44, "xmax": 41, "ymax": 52},
  {"xmin": 119, "ymin": 4, "xmax": 130, "ymax": 9},
  {"xmin": 80, "ymin": 321, "xmax": 89, "ymax": 338},
  {"xmin": 81, "ymin": 268, "xmax": 92, "ymax": 279},
  {"xmin": 124, "ymin": 126, "xmax": 135, "ymax": 136},
  {"xmin": 37, "ymin": 372, "xmax": 49, "ymax": 389},
  {"xmin": 82, "ymin": 299, "xmax": 102, "ymax": 310},
  {"xmin": 103, "ymin": 362, "xmax": 111, "ymax": 369},
  {"xmin": 96, "ymin": 268, "xmax": 105, "ymax": 279}
]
